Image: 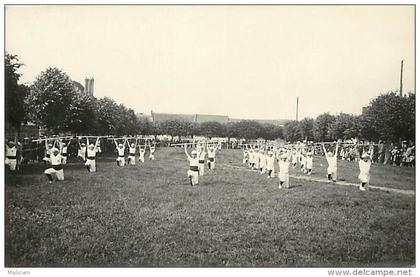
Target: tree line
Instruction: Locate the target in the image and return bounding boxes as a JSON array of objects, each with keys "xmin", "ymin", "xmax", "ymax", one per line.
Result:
[
  {"xmin": 5, "ymin": 53, "xmax": 415, "ymax": 143},
  {"xmin": 283, "ymin": 92, "xmax": 415, "ymax": 144}
]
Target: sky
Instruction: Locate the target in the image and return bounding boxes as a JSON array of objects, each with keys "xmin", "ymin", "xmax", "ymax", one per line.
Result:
[{"xmin": 5, "ymin": 5, "xmax": 415, "ymax": 120}]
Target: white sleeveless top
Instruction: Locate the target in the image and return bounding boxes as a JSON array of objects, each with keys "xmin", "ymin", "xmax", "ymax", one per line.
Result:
[
  {"xmin": 188, "ymin": 156, "xmax": 199, "ymax": 167},
  {"xmin": 278, "ymin": 160, "xmax": 290, "ymax": 174},
  {"xmin": 117, "ymin": 147, "xmax": 125, "ymax": 156},
  {"xmin": 6, "ymin": 147, "xmax": 17, "ymax": 157},
  {"xmin": 87, "ymin": 148, "xmax": 96, "ymax": 158},
  {"xmin": 51, "ymin": 154, "xmax": 62, "ymax": 165}
]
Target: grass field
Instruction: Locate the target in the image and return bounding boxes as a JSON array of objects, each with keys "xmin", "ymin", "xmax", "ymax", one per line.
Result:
[{"xmin": 5, "ymin": 148, "xmax": 415, "ymax": 267}]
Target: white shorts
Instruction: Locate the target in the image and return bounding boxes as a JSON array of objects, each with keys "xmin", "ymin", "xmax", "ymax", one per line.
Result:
[
  {"xmin": 128, "ymin": 155, "xmax": 136, "ymax": 165},
  {"xmin": 187, "ymin": 170, "xmax": 199, "ymax": 185},
  {"xmin": 358, "ymin": 173, "xmax": 370, "ymax": 183},
  {"xmin": 279, "ymin": 172, "xmax": 290, "ymax": 188},
  {"xmin": 279, "ymin": 172, "xmax": 289, "ymax": 182},
  {"xmin": 44, "ymin": 167, "xmax": 64, "ymax": 180},
  {"xmin": 116, "ymin": 157, "xmax": 125, "ymax": 166},
  {"xmin": 5, "ymin": 158, "xmax": 17, "ymax": 171},
  {"xmin": 188, "ymin": 169, "xmax": 199, "ymax": 177},
  {"xmin": 85, "ymin": 159, "xmax": 96, "ymax": 172},
  {"xmin": 327, "ymin": 166, "xmax": 337, "ymax": 174}
]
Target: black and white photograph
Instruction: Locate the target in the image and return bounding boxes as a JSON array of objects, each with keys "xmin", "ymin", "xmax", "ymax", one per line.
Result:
[{"xmin": 3, "ymin": 2, "xmax": 416, "ymax": 274}]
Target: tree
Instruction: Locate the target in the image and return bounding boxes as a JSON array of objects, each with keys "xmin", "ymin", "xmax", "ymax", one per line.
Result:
[
  {"xmin": 260, "ymin": 124, "xmax": 283, "ymax": 141},
  {"xmin": 328, "ymin": 113, "xmax": 361, "ymax": 140},
  {"xmin": 227, "ymin": 120, "xmax": 265, "ymax": 140},
  {"xmin": 158, "ymin": 120, "xmax": 195, "ymax": 138},
  {"xmin": 64, "ymin": 94, "xmax": 98, "ymax": 135},
  {"xmin": 96, "ymin": 97, "xmax": 121, "ymax": 135},
  {"xmin": 406, "ymin": 93, "xmax": 415, "ymax": 143},
  {"xmin": 94, "ymin": 98, "xmax": 144, "ymax": 136},
  {"xmin": 361, "ymin": 92, "xmax": 415, "ymax": 143},
  {"xmin": 313, "ymin": 113, "xmax": 335, "ymax": 142},
  {"xmin": 151, "ymin": 122, "xmax": 162, "ymax": 136},
  {"xmin": 5, "ymin": 53, "xmax": 29, "ymax": 137},
  {"xmin": 115, "ymin": 105, "xmax": 139, "ymax": 136},
  {"xmin": 137, "ymin": 117, "xmax": 153, "ymax": 135},
  {"xmin": 298, "ymin": 118, "xmax": 314, "ymax": 141},
  {"xmin": 226, "ymin": 122, "xmax": 241, "ymax": 139},
  {"xmin": 283, "ymin": 121, "xmax": 301, "ymax": 142},
  {"xmin": 26, "ymin": 67, "xmax": 78, "ymax": 133},
  {"xmin": 199, "ymin": 121, "xmax": 227, "ymax": 138}
]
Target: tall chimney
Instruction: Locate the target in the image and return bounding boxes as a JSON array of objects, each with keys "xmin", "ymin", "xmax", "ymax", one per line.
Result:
[
  {"xmin": 84, "ymin": 78, "xmax": 89, "ymax": 94},
  {"xmin": 89, "ymin": 78, "xmax": 94, "ymax": 96}
]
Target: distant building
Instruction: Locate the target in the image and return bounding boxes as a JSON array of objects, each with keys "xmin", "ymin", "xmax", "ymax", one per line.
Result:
[
  {"xmin": 229, "ymin": 118, "xmax": 289, "ymax": 126},
  {"xmin": 151, "ymin": 111, "xmax": 229, "ymax": 124},
  {"xmin": 195, "ymin": 114, "xmax": 229, "ymax": 124},
  {"xmin": 150, "ymin": 111, "xmax": 287, "ymax": 126},
  {"xmin": 151, "ymin": 111, "xmax": 196, "ymax": 123}
]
